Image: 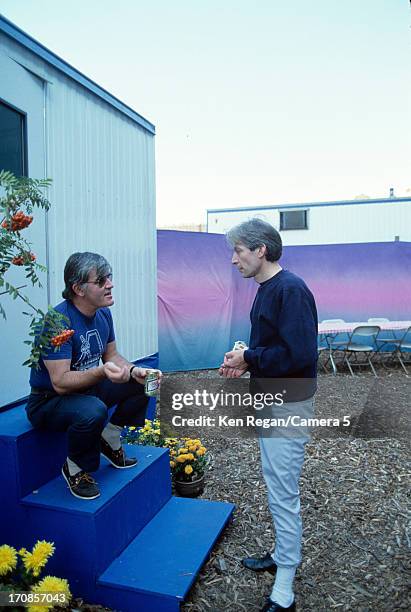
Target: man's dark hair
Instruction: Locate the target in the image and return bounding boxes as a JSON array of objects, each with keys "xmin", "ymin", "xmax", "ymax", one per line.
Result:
[
  {"xmin": 62, "ymin": 252, "xmax": 111, "ymax": 300},
  {"xmin": 226, "ymin": 218, "xmax": 282, "ymax": 262}
]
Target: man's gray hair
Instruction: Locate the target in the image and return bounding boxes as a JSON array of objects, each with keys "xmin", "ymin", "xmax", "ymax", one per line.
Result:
[
  {"xmin": 62, "ymin": 252, "xmax": 112, "ymax": 300},
  {"xmin": 226, "ymin": 218, "xmax": 282, "ymax": 262}
]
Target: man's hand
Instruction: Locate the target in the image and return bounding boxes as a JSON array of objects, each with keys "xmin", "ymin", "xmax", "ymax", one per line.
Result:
[
  {"xmin": 218, "ymin": 348, "xmax": 248, "ymax": 378},
  {"xmin": 224, "ymin": 349, "xmax": 248, "ymax": 370},
  {"xmin": 218, "ymin": 363, "xmax": 248, "ymax": 378},
  {"xmin": 103, "ymin": 361, "xmax": 130, "ymax": 383},
  {"xmin": 130, "ymin": 367, "xmax": 163, "ymax": 386}
]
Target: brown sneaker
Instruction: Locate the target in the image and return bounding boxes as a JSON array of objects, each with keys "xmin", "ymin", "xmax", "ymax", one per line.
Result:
[
  {"xmin": 62, "ymin": 461, "xmax": 100, "ymax": 500},
  {"xmin": 100, "ymin": 437, "xmax": 138, "ymax": 469}
]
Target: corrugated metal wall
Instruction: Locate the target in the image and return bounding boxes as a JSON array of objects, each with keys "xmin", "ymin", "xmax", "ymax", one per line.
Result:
[
  {"xmin": 1, "ymin": 33, "xmax": 157, "ymax": 385},
  {"xmin": 45, "ymin": 72, "xmax": 157, "ymax": 360},
  {"xmin": 0, "ymin": 34, "xmax": 49, "ymax": 405},
  {"xmin": 208, "ymin": 201, "xmax": 411, "ymax": 245}
]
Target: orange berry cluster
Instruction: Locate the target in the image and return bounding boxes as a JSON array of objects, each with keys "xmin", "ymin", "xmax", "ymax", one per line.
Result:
[
  {"xmin": 51, "ymin": 329, "xmax": 75, "ymax": 347},
  {"xmin": 12, "ymin": 252, "xmax": 36, "ymax": 266},
  {"xmin": 2, "ymin": 211, "xmax": 33, "ymax": 231}
]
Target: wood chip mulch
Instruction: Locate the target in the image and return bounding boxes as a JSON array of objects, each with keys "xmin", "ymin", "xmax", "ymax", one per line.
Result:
[
  {"xmin": 173, "ymin": 368, "xmax": 410, "ymax": 612},
  {"xmin": 76, "ymin": 366, "xmax": 410, "ymax": 612}
]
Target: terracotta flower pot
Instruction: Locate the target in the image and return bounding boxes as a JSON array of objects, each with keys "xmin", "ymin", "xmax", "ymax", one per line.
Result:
[{"xmin": 174, "ymin": 474, "xmax": 205, "ymax": 498}]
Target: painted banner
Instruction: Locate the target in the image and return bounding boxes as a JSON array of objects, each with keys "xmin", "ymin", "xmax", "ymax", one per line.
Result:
[{"xmin": 158, "ymin": 231, "xmax": 411, "ymax": 371}]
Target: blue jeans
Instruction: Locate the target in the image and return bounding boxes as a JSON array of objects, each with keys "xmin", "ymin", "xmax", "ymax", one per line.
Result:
[{"xmin": 26, "ymin": 379, "xmax": 149, "ymax": 472}]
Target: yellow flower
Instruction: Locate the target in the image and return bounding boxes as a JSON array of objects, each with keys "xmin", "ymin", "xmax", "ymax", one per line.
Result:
[
  {"xmin": 29, "ymin": 575, "xmax": 71, "ymax": 611},
  {"xmin": 176, "ymin": 455, "xmax": 187, "ymax": 463},
  {"xmin": 18, "ymin": 547, "xmax": 27, "ymax": 557},
  {"xmin": 165, "ymin": 438, "xmax": 177, "ymax": 446},
  {"xmin": 153, "ymin": 429, "xmax": 161, "ymax": 435},
  {"xmin": 128, "ymin": 426, "xmax": 136, "ymax": 431},
  {"xmin": 0, "ymin": 544, "xmax": 17, "ymax": 575},
  {"xmin": 184, "ymin": 465, "xmax": 193, "ymax": 475},
  {"xmin": 196, "ymin": 448, "xmax": 205, "ymax": 456},
  {"xmin": 186, "ymin": 453, "xmax": 195, "ymax": 461},
  {"xmin": 23, "ymin": 541, "xmax": 55, "ymax": 576},
  {"xmin": 178, "ymin": 448, "xmax": 188, "ymax": 454},
  {"xmin": 170, "ymin": 461, "xmax": 176, "ymax": 468},
  {"xmin": 34, "ymin": 574, "xmax": 71, "ymax": 597}
]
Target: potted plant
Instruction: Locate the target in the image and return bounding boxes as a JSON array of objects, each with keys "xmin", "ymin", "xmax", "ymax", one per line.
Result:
[
  {"xmin": 123, "ymin": 418, "xmax": 166, "ymax": 447},
  {"xmin": 123, "ymin": 421, "xmax": 208, "ymax": 497},
  {"xmin": 168, "ymin": 437, "xmax": 208, "ymax": 497}
]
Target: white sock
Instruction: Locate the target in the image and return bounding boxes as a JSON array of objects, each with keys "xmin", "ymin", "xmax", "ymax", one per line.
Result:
[
  {"xmin": 270, "ymin": 565, "xmax": 297, "ymax": 608},
  {"xmin": 101, "ymin": 422, "xmax": 123, "ymax": 450},
  {"xmin": 67, "ymin": 457, "xmax": 82, "ymax": 476}
]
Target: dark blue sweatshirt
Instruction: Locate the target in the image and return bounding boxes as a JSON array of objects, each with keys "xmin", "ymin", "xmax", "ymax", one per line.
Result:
[{"xmin": 244, "ymin": 270, "xmax": 318, "ymax": 379}]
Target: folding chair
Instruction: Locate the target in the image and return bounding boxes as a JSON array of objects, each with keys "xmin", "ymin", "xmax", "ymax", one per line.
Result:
[
  {"xmin": 367, "ymin": 318, "xmax": 395, "ymax": 353},
  {"xmin": 391, "ymin": 326, "xmax": 411, "ymax": 375},
  {"xmin": 333, "ymin": 325, "xmax": 380, "ymax": 377},
  {"xmin": 319, "ymin": 319, "xmax": 346, "ymax": 374},
  {"xmin": 368, "ymin": 317, "xmax": 396, "ymax": 360},
  {"xmin": 317, "ymin": 342, "xmax": 330, "ymax": 373}
]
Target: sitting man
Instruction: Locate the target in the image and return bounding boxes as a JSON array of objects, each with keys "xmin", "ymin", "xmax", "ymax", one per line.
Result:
[{"xmin": 26, "ymin": 251, "xmax": 158, "ymax": 500}]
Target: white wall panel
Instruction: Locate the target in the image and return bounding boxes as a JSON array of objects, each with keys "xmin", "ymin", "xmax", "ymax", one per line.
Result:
[
  {"xmin": 44, "ymin": 72, "xmax": 157, "ymax": 361},
  {"xmin": 1, "ymin": 30, "xmax": 157, "ymax": 406},
  {"xmin": 208, "ymin": 200, "xmax": 411, "ymax": 246},
  {"xmin": 0, "ymin": 36, "xmax": 49, "ymax": 404}
]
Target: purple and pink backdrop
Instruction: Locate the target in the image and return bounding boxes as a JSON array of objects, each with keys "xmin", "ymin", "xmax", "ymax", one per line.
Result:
[{"xmin": 158, "ymin": 231, "xmax": 411, "ymax": 371}]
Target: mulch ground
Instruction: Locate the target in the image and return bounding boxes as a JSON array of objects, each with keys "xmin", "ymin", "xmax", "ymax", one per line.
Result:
[{"xmin": 75, "ymin": 364, "xmax": 410, "ymax": 612}]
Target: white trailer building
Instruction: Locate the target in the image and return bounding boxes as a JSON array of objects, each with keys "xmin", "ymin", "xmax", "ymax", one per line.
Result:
[
  {"xmin": 207, "ymin": 194, "xmax": 411, "ymax": 245},
  {"xmin": 0, "ymin": 16, "xmax": 157, "ymax": 407}
]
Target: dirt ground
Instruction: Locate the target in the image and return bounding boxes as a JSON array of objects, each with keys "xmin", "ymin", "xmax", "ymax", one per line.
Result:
[{"xmin": 76, "ymin": 365, "xmax": 410, "ymax": 612}]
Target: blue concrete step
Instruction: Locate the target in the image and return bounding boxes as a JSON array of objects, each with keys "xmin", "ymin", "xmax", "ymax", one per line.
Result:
[
  {"xmin": 96, "ymin": 496, "xmax": 235, "ymax": 612},
  {"xmin": 20, "ymin": 445, "xmax": 172, "ymax": 598},
  {"xmin": 0, "ymin": 403, "xmax": 236, "ymax": 611},
  {"xmin": 0, "ymin": 403, "xmax": 68, "ymax": 546},
  {"xmin": 0, "ymin": 404, "xmax": 67, "ymax": 499}
]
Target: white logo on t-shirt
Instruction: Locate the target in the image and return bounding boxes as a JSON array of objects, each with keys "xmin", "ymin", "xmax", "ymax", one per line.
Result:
[{"xmin": 73, "ymin": 330, "xmax": 104, "ymax": 371}]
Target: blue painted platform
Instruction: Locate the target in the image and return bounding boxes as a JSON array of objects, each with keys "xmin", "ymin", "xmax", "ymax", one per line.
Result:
[
  {"xmin": 97, "ymin": 497, "xmax": 234, "ymax": 612},
  {"xmin": 0, "ymin": 402, "xmax": 235, "ymax": 611}
]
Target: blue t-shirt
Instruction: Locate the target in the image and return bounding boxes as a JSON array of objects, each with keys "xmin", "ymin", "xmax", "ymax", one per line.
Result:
[{"xmin": 30, "ymin": 300, "xmax": 115, "ymax": 391}]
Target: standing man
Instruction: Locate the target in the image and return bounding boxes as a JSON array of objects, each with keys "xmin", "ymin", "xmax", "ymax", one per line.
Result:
[
  {"xmin": 27, "ymin": 252, "xmax": 159, "ymax": 500},
  {"xmin": 220, "ymin": 219, "xmax": 318, "ymax": 612}
]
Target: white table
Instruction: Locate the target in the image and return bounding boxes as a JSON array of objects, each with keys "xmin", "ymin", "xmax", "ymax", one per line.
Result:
[
  {"xmin": 317, "ymin": 321, "xmax": 411, "ymax": 374},
  {"xmin": 318, "ymin": 321, "xmax": 411, "ymax": 335}
]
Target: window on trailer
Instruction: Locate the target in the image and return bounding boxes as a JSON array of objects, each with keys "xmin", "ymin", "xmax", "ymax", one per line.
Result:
[
  {"xmin": 279, "ymin": 209, "xmax": 308, "ymax": 230},
  {"xmin": 0, "ymin": 100, "xmax": 26, "ymax": 176}
]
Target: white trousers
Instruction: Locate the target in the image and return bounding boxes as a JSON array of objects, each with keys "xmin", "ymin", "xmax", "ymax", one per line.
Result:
[{"xmin": 258, "ymin": 397, "xmax": 314, "ymax": 567}]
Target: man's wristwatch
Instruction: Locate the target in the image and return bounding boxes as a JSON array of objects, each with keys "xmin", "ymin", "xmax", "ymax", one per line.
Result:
[{"xmin": 129, "ymin": 365, "xmax": 137, "ymax": 381}]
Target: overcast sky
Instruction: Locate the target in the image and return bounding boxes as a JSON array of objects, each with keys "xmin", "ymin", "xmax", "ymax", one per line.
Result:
[{"xmin": 1, "ymin": 0, "xmax": 410, "ymax": 226}]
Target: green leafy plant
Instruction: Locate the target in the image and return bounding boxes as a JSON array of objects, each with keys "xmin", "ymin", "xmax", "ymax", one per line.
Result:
[
  {"xmin": 0, "ymin": 170, "xmax": 68, "ymax": 367},
  {"xmin": 123, "ymin": 418, "xmax": 167, "ymax": 447},
  {"xmin": 123, "ymin": 419, "xmax": 208, "ymax": 483},
  {"xmin": 0, "ymin": 540, "xmax": 71, "ymax": 611}
]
